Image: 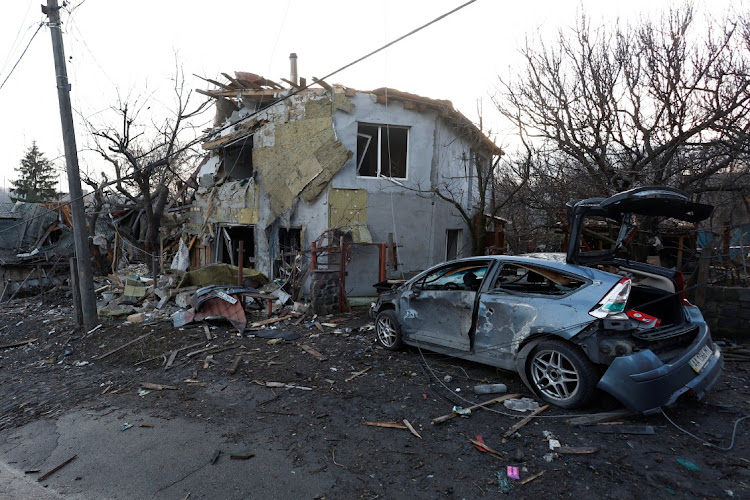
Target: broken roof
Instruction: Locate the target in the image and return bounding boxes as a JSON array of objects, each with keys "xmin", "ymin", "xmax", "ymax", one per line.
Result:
[{"xmin": 198, "ymin": 72, "xmax": 503, "ymax": 156}]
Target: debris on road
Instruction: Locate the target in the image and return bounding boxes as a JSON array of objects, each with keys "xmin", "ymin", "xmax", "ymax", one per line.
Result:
[
  {"xmin": 37, "ymin": 455, "xmax": 77, "ymax": 482},
  {"xmin": 345, "ymin": 366, "xmax": 372, "ymax": 382},
  {"xmin": 363, "ymin": 422, "xmax": 408, "ymax": 429},
  {"xmin": 403, "ymin": 419, "xmax": 422, "ymax": 439},
  {"xmin": 431, "ymin": 394, "xmax": 520, "ymax": 425},
  {"xmin": 503, "ymin": 405, "xmax": 549, "ymax": 438}
]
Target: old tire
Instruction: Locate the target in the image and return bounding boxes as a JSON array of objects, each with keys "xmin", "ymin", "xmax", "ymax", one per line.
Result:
[
  {"xmin": 376, "ymin": 310, "xmax": 403, "ymax": 350},
  {"xmin": 526, "ymin": 339, "xmax": 598, "ymax": 409}
]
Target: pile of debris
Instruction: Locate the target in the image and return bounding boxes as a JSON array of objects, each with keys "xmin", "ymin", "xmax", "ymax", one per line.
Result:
[{"xmin": 94, "ymin": 262, "xmax": 311, "ymax": 334}]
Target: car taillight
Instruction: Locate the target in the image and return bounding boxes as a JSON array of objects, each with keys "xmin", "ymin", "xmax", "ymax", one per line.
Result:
[
  {"xmin": 590, "ymin": 278, "xmax": 632, "ymax": 318},
  {"xmin": 674, "ymin": 270, "xmax": 692, "ymax": 305}
]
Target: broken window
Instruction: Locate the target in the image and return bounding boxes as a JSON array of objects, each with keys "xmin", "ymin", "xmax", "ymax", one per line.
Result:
[
  {"xmin": 356, "ymin": 123, "xmax": 408, "ymax": 179},
  {"xmin": 414, "ymin": 262, "xmax": 489, "ymax": 292},
  {"xmin": 446, "ymin": 229, "xmax": 462, "ymax": 261},
  {"xmin": 274, "ymin": 227, "xmax": 302, "ymax": 278},
  {"xmin": 215, "ymin": 225, "xmax": 255, "ymax": 268},
  {"xmin": 223, "ymin": 135, "xmax": 253, "ymax": 179},
  {"xmin": 492, "ymin": 263, "xmax": 586, "ymax": 296}
]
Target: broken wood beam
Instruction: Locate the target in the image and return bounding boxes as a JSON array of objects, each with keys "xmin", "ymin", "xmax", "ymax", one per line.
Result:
[
  {"xmin": 227, "ymin": 355, "xmax": 242, "ymax": 375},
  {"xmin": 503, "ymin": 404, "xmax": 549, "ymax": 438},
  {"xmin": 431, "ymin": 394, "xmax": 520, "ymax": 425},
  {"xmin": 250, "ymin": 316, "xmax": 288, "ymax": 328},
  {"xmin": 312, "ymin": 77, "xmax": 331, "ymax": 90},
  {"xmin": 557, "ymin": 446, "xmax": 599, "ymax": 455}
]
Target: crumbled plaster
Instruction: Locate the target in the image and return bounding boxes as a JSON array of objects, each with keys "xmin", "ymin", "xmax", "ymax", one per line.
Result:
[{"xmin": 190, "ymin": 181, "xmax": 259, "ymax": 231}]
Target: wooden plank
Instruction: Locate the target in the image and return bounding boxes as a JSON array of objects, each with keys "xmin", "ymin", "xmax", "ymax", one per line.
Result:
[
  {"xmin": 503, "ymin": 404, "xmax": 549, "ymax": 438},
  {"xmin": 193, "ymin": 73, "xmax": 234, "ymax": 91},
  {"xmin": 520, "ymin": 470, "xmax": 545, "ymax": 485},
  {"xmin": 0, "ymin": 338, "xmax": 39, "ymax": 350},
  {"xmin": 469, "ymin": 438, "xmax": 503, "ymax": 459},
  {"xmin": 250, "ymin": 316, "xmax": 288, "ymax": 328},
  {"xmin": 165, "ymin": 350, "xmax": 177, "ymax": 369},
  {"xmin": 140, "ymin": 382, "xmax": 179, "ymax": 391},
  {"xmin": 300, "ymin": 344, "xmax": 327, "ymax": 361},
  {"xmin": 345, "ymin": 366, "xmax": 372, "ymax": 382},
  {"xmin": 363, "ymin": 421, "xmax": 407, "ymax": 429},
  {"xmin": 567, "ymin": 409, "xmax": 633, "ymax": 426},
  {"xmin": 312, "ymin": 77, "xmax": 331, "ymax": 90},
  {"xmin": 431, "ymin": 394, "xmax": 521, "ymax": 425},
  {"xmin": 221, "ymin": 72, "xmax": 246, "ymax": 89},
  {"xmin": 280, "ymin": 77, "xmax": 299, "ymax": 89}
]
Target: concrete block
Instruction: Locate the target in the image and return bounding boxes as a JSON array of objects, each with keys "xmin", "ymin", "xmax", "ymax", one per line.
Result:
[{"xmin": 127, "ymin": 313, "xmax": 145, "ymax": 324}]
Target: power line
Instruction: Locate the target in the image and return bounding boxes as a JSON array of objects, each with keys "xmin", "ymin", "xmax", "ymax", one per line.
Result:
[{"xmin": 0, "ymin": 21, "xmax": 44, "ymax": 92}]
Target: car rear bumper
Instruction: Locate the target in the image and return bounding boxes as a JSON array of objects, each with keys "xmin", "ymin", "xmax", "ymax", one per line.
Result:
[{"xmin": 597, "ymin": 325, "xmax": 723, "ymax": 414}]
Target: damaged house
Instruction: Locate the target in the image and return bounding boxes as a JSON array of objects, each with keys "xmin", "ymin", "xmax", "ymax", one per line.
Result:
[{"xmin": 188, "ymin": 56, "xmax": 502, "ymax": 305}]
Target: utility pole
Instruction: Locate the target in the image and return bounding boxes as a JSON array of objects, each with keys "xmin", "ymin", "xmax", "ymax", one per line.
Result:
[{"xmin": 43, "ymin": 0, "xmax": 98, "ymax": 331}]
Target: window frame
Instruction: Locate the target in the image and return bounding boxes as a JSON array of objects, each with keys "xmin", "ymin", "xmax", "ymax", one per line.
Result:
[
  {"xmin": 356, "ymin": 123, "xmax": 409, "ymax": 180},
  {"xmin": 490, "ymin": 262, "xmax": 589, "ymax": 298}
]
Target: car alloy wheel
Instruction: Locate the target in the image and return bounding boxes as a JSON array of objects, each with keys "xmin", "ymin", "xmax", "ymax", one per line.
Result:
[
  {"xmin": 527, "ymin": 340, "xmax": 597, "ymax": 409},
  {"xmin": 375, "ymin": 310, "xmax": 402, "ymax": 350}
]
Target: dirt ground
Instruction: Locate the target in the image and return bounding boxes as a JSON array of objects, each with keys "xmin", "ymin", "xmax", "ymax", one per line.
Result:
[{"xmin": 0, "ymin": 289, "xmax": 748, "ymax": 499}]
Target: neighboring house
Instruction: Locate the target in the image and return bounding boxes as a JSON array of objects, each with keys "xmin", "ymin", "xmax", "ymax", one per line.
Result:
[
  {"xmin": 188, "ymin": 59, "xmax": 502, "ymax": 298},
  {"xmin": 0, "ymin": 202, "xmax": 74, "ymax": 298}
]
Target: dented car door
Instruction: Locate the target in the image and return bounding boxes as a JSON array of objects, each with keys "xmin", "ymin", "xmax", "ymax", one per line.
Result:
[{"xmin": 398, "ymin": 261, "xmax": 490, "ymax": 351}]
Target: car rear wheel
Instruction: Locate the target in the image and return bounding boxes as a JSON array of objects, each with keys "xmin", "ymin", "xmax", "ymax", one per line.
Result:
[
  {"xmin": 376, "ymin": 310, "xmax": 402, "ymax": 350},
  {"xmin": 527, "ymin": 340, "xmax": 597, "ymax": 409}
]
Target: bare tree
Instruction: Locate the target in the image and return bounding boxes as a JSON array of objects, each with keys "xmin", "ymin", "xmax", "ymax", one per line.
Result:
[
  {"xmin": 86, "ymin": 66, "xmax": 209, "ymax": 277},
  {"xmin": 495, "ymin": 6, "xmax": 750, "ymax": 199}
]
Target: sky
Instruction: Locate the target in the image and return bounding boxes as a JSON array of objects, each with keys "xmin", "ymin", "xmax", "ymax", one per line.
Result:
[{"xmin": 0, "ymin": 0, "xmax": 743, "ymax": 194}]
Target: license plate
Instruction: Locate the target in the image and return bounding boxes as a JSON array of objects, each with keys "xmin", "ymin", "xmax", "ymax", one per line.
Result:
[{"xmin": 689, "ymin": 345, "xmax": 713, "ymax": 373}]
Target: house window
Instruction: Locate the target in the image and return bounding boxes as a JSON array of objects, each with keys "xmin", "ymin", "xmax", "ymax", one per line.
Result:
[
  {"xmin": 216, "ymin": 225, "xmax": 255, "ymax": 268},
  {"xmin": 356, "ymin": 123, "xmax": 408, "ymax": 179},
  {"xmin": 274, "ymin": 227, "xmax": 302, "ymax": 278},
  {"xmin": 446, "ymin": 229, "xmax": 462, "ymax": 261},
  {"xmin": 223, "ymin": 135, "xmax": 253, "ymax": 179}
]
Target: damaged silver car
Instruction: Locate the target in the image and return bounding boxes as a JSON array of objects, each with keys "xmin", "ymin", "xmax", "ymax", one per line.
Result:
[{"xmin": 370, "ymin": 187, "xmax": 723, "ymax": 413}]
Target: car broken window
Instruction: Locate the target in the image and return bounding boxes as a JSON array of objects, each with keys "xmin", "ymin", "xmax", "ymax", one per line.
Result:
[
  {"xmin": 413, "ymin": 262, "xmax": 488, "ymax": 291},
  {"xmin": 492, "ymin": 263, "xmax": 585, "ymax": 295}
]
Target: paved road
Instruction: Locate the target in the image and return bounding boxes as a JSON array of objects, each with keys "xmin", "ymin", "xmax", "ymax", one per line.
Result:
[{"xmin": 0, "ymin": 406, "xmax": 332, "ymax": 499}]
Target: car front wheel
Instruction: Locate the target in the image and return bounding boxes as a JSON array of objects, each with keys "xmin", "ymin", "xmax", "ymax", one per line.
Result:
[
  {"xmin": 375, "ymin": 310, "xmax": 402, "ymax": 350},
  {"xmin": 527, "ymin": 340, "xmax": 597, "ymax": 409}
]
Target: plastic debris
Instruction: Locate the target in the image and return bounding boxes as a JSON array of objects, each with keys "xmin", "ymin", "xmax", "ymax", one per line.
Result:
[
  {"xmin": 504, "ymin": 397, "xmax": 541, "ymax": 412},
  {"xmin": 474, "ymin": 383, "xmax": 508, "ymax": 395},
  {"xmin": 443, "ymin": 375, "xmax": 453, "ymax": 383},
  {"xmin": 676, "ymin": 459, "xmax": 701, "ymax": 472},
  {"xmin": 497, "ymin": 471, "xmax": 511, "ymax": 493},
  {"xmin": 452, "ymin": 406, "xmax": 471, "ymax": 416},
  {"xmin": 121, "ymin": 423, "xmax": 133, "ymax": 431},
  {"xmin": 138, "ymin": 390, "xmax": 150, "ymax": 397},
  {"xmin": 507, "ymin": 466, "xmax": 520, "ymax": 480}
]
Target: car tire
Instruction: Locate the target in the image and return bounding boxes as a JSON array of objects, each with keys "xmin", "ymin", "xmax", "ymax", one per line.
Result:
[
  {"xmin": 375, "ymin": 310, "xmax": 403, "ymax": 350},
  {"xmin": 526, "ymin": 339, "xmax": 598, "ymax": 409}
]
